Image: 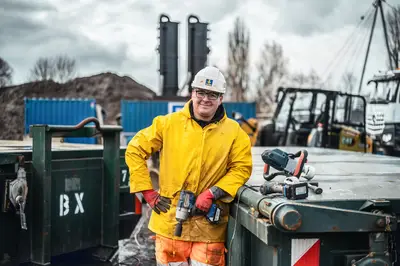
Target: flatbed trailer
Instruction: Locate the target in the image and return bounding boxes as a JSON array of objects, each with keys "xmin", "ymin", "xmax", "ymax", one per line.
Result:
[{"xmin": 226, "ymin": 147, "xmax": 400, "ymax": 266}]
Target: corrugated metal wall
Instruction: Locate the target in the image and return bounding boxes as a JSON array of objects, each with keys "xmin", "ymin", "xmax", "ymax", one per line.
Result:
[
  {"xmin": 121, "ymin": 100, "xmax": 257, "ymax": 143},
  {"xmin": 223, "ymin": 102, "xmax": 257, "ymax": 122},
  {"xmin": 121, "ymin": 101, "xmax": 169, "ymax": 136},
  {"xmin": 24, "ymin": 98, "xmax": 97, "ymax": 144}
]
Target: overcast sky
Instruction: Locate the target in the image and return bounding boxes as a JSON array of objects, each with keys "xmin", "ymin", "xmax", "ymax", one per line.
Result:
[{"xmin": 0, "ymin": 0, "xmax": 396, "ymax": 96}]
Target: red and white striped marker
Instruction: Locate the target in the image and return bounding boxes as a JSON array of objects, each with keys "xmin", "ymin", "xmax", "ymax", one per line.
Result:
[
  {"xmin": 291, "ymin": 238, "xmax": 320, "ymax": 266},
  {"xmin": 135, "ymin": 193, "xmax": 143, "ymax": 215}
]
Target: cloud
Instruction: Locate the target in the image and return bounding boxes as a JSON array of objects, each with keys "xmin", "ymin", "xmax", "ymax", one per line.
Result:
[
  {"xmin": 0, "ymin": 0, "xmax": 395, "ymax": 96},
  {"xmin": 268, "ymin": 0, "xmax": 377, "ymax": 37}
]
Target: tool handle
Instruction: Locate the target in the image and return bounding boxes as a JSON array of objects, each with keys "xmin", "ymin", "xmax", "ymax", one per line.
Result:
[
  {"xmin": 307, "ymin": 183, "xmax": 323, "ymax": 194},
  {"xmin": 174, "ymin": 222, "xmax": 183, "ymax": 237},
  {"xmin": 260, "ymin": 182, "xmax": 283, "ymax": 195}
]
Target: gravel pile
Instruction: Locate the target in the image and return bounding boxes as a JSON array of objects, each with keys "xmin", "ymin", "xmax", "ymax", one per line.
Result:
[{"xmin": 0, "ymin": 72, "xmax": 156, "ymax": 140}]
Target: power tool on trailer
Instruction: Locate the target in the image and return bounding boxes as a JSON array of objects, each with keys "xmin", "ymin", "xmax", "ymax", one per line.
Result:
[
  {"xmin": 259, "ymin": 148, "xmax": 322, "ymax": 200},
  {"xmin": 174, "ymin": 190, "xmax": 222, "ymax": 237}
]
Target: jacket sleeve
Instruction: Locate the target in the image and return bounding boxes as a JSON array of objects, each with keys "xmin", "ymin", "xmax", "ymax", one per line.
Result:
[
  {"xmin": 125, "ymin": 115, "xmax": 165, "ymax": 194},
  {"xmin": 214, "ymin": 126, "xmax": 253, "ymax": 202}
]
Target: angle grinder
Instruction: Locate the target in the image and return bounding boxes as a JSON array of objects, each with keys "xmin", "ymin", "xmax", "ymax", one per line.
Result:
[
  {"xmin": 260, "ymin": 148, "xmax": 322, "ymax": 199},
  {"xmin": 262, "ymin": 148, "xmax": 316, "ymax": 181}
]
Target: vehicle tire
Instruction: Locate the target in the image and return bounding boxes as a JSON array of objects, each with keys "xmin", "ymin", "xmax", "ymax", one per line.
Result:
[
  {"xmin": 259, "ymin": 124, "xmax": 277, "ymax": 146},
  {"xmin": 381, "ymin": 146, "xmax": 394, "ymax": 157}
]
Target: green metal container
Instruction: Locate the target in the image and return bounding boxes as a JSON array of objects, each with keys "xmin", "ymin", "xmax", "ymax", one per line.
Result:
[
  {"xmin": 226, "ymin": 147, "xmax": 400, "ymax": 266},
  {"xmin": 0, "ymin": 118, "xmax": 140, "ymax": 265}
]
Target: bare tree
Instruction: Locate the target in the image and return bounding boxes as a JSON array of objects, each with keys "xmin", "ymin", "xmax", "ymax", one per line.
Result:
[
  {"xmin": 54, "ymin": 55, "xmax": 77, "ymax": 83},
  {"xmin": 255, "ymin": 41, "xmax": 289, "ymax": 114},
  {"xmin": 285, "ymin": 68, "xmax": 322, "ymax": 88},
  {"xmin": 0, "ymin": 57, "xmax": 13, "ymax": 88},
  {"xmin": 340, "ymin": 72, "xmax": 357, "ymax": 93},
  {"xmin": 288, "ymin": 72, "xmax": 309, "ymax": 87},
  {"xmin": 30, "ymin": 57, "xmax": 55, "ymax": 81},
  {"xmin": 386, "ymin": 5, "xmax": 400, "ymax": 68},
  {"xmin": 307, "ymin": 69, "xmax": 321, "ymax": 88},
  {"xmin": 226, "ymin": 17, "xmax": 250, "ymax": 102},
  {"xmin": 30, "ymin": 55, "xmax": 77, "ymax": 83}
]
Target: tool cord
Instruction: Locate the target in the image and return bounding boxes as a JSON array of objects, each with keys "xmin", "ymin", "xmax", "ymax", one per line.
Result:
[{"xmin": 228, "ymin": 184, "xmax": 260, "ymax": 266}]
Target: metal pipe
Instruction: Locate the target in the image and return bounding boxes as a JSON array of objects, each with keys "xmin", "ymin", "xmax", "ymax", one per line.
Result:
[
  {"xmin": 378, "ymin": 0, "xmax": 394, "ymax": 70},
  {"xmin": 358, "ymin": 4, "xmax": 379, "ymax": 94},
  {"xmin": 236, "ymin": 186, "xmax": 302, "ymax": 231}
]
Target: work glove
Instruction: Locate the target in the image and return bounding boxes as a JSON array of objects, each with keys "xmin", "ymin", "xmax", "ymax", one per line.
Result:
[
  {"xmin": 195, "ymin": 186, "xmax": 227, "ymax": 213},
  {"xmin": 141, "ymin": 189, "xmax": 171, "ymax": 214}
]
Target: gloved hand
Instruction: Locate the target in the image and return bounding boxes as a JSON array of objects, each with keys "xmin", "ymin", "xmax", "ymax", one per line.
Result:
[
  {"xmin": 195, "ymin": 189, "xmax": 215, "ymax": 213},
  {"xmin": 195, "ymin": 186, "xmax": 227, "ymax": 213},
  {"xmin": 142, "ymin": 189, "xmax": 171, "ymax": 214}
]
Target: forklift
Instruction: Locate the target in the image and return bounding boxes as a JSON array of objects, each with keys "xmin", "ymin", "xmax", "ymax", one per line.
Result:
[{"xmin": 258, "ymin": 87, "xmax": 373, "ymax": 153}]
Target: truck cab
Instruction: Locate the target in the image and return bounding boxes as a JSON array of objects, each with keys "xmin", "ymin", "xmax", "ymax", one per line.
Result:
[{"xmin": 364, "ymin": 69, "xmax": 400, "ymax": 156}]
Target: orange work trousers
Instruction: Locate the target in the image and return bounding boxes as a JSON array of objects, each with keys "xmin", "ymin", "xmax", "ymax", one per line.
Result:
[{"xmin": 155, "ymin": 234, "xmax": 226, "ymax": 266}]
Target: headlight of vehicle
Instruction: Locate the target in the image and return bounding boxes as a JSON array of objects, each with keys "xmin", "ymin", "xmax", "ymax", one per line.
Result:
[{"xmin": 382, "ymin": 133, "xmax": 392, "ymax": 143}]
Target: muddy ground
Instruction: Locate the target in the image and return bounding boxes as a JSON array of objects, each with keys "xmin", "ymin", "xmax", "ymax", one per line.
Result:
[{"xmin": 117, "ymin": 206, "xmax": 156, "ymax": 266}]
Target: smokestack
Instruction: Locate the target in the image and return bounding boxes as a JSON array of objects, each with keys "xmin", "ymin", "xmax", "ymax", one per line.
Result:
[
  {"xmin": 187, "ymin": 15, "xmax": 210, "ymax": 94},
  {"xmin": 157, "ymin": 14, "xmax": 179, "ymax": 96}
]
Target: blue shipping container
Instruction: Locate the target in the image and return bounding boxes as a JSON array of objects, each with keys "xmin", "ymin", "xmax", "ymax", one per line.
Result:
[
  {"xmin": 121, "ymin": 100, "xmax": 256, "ymax": 143},
  {"xmin": 24, "ymin": 98, "xmax": 97, "ymax": 144}
]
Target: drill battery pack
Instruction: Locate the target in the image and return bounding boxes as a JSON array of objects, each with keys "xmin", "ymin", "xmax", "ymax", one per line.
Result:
[
  {"xmin": 205, "ymin": 203, "xmax": 222, "ymax": 224},
  {"xmin": 282, "ymin": 182, "xmax": 308, "ymax": 200}
]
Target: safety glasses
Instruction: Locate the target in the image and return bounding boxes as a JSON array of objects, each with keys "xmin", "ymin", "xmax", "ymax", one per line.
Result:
[{"xmin": 194, "ymin": 89, "xmax": 220, "ymax": 100}]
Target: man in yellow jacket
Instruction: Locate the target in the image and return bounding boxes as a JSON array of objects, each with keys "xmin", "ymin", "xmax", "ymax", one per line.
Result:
[{"xmin": 125, "ymin": 66, "xmax": 253, "ymax": 266}]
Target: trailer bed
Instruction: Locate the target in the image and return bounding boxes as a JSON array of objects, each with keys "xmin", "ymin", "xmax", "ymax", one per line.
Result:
[
  {"xmin": 227, "ymin": 147, "xmax": 400, "ymax": 266},
  {"xmin": 247, "ymin": 147, "xmax": 400, "ymax": 200}
]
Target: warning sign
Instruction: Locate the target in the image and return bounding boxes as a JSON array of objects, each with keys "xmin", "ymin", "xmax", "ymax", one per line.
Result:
[{"xmin": 291, "ymin": 238, "xmax": 320, "ymax": 266}]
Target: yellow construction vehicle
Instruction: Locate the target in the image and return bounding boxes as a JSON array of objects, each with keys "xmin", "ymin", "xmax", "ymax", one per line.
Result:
[
  {"xmin": 232, "ymin": 111, "xmax": 259, "ymax": 146},
  {"xmin": 258, "ymin": 87, "xmax": 373, "ymax": 153}
]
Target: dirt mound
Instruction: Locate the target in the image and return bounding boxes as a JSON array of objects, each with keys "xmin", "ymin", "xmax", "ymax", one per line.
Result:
[{"xmin": 0, "ymin": 72, "xmax": 157, "ymax": 140}]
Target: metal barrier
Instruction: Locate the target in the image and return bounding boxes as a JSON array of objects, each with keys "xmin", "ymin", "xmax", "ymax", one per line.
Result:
[{"xmin": 0, "ymin": 117, "xmax": 139, "ymax": 265}]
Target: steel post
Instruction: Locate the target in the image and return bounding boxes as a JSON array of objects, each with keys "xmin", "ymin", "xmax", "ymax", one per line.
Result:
[
  {"xmin": 31, "ymin": 125, "xmax": 52, "ymax": 265},
  {"xmin": 101, "ymin": 127, "xmax": 122, "ymax": 247}
]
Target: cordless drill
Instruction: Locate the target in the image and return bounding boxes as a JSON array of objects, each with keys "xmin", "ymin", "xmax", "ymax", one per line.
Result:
[
  {"xmin": 174, "ymin": 190, "xmax": 222, "ymax": 237},
  {"xmin": 260, "ymin": 177, "xmax": 308, "ymax": 200}
]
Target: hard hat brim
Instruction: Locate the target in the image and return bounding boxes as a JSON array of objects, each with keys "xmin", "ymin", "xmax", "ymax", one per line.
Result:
[{"xmin": 192, "ymin": 86, "xmax": 224, "ymax": 94}]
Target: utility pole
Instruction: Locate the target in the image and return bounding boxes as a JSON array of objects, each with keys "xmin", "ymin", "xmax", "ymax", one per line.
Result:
[{"xmin": 358, "ymin": 0, "xmax": 394, "ymax": 94}]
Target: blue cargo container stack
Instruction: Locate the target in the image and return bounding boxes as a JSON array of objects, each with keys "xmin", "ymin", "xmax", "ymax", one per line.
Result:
[
  {"xmin": 24, "ymin": 97, "xmax": 97, "ymax": 144},
  {"xmin": 23, "ymin": 98, "xmax": 256, "ymax": 145},
  {"xmin": 121, "ymin": 100, "xmax": 257, "ymax": 144}
]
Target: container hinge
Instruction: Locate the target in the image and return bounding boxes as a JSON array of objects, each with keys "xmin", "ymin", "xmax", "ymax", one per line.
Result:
[
  {"xmin": 389, "ymin": 230, "xmax": 398, "ymax": 265},
  {"xmin": 6, "ymin": 156, "xmax": 28, "ymax": 230}
]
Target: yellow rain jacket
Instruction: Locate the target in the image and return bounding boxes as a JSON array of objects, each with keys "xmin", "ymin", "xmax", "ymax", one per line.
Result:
[{"xmin": 125, "ymin": 100, "xmax": 253, "ymax": 242}]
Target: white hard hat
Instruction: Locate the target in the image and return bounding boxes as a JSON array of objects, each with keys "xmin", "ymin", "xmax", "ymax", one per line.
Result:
[{"xmin": 191, "ymin": 66, "xmax": 226, "ymax": 94}]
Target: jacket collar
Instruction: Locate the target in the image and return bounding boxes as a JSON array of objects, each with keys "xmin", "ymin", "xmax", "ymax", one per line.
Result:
[{"xmin": 181, "ymin": 100, "xmax": 227, "ymax": 126}]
